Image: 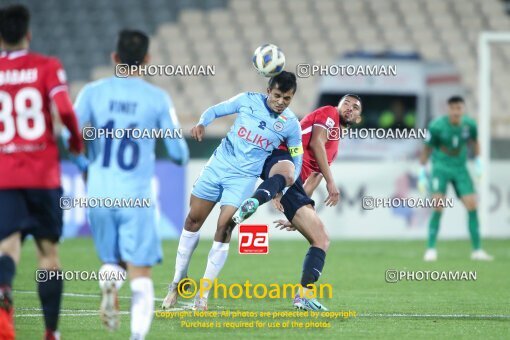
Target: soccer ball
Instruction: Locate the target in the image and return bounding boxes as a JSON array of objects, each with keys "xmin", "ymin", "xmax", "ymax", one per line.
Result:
[{"xmin": 252, "ymin": 44, "xmax": 285, "ymax": 77}]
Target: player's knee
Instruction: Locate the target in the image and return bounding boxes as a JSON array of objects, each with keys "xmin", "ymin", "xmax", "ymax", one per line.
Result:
[
  {"xmin": 38, "ymin": 253, "xmax": 60, "ymax": 270},
  {"xmin": 316, "ymin": 233, "xmax": 330, "ymax": 252},
  {"xmin": 283, "ymin": 173, "xmax": 295, "ymax": 186},
  {"xmin": 184, "ymin": 214, "xmax": 204, "ymax": 232},
  {"xmin": 214, "ymin": 228, "xmax": 231, "ymax": 243},
  {"xmin": 311, "ymin": 224, "xmax": 330, "ymax": 251},
  {"xmin": 463, "ymin": 197, "xmax": 477, "ymax": 210}
]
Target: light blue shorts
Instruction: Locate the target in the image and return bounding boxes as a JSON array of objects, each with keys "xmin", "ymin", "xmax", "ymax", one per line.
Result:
[
  {"xmin": 191, "ymin": 156, "xmax": 258, "ymax": 208},
  {"xmin": 88, "ymin": 206, "xmax": 162, "ymax": 266}
]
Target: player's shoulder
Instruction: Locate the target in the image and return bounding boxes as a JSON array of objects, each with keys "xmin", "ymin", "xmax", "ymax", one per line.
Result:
[
  {"xmin": 137, "ymin": 78, "xmax": 168, "ymax": 97},
  {"xmin": 27, "ymin": 52, "xmax": 63, "ymax": 68},
  {"xmin": 79, "ymin": 77, "xmax": 114, "ymax": 95},
  {"xmin": 241, "ymin": 91, "xmax": 264, "ymax": 103},
  {"xmin": 462, "ymin": 115, "xmax": 477, "ymax": 126},
  {"xmin": 314, "ymin": 105, "xmax": 337, "ymax": 118},
  {"xmin": 428, "ymin": 115, "xmax": 447, "ymax": 129},
  {"xmin": 280, "ymin": 107, "xmax": 298, "ymax": 121}
]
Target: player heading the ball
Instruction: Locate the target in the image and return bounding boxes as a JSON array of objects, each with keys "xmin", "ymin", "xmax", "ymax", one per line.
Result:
[{"xmin": 162, "ymin": 71, "xmax": 303, "ymax": 311}]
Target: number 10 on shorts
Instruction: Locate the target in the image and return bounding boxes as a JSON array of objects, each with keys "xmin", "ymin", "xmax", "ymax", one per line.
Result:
[{"xmin": 238, "ymin": 224, "xmax": 269, "ymax": 254}]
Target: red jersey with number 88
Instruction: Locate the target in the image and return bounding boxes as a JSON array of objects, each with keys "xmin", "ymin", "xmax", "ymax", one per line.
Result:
[{"xmin": 0, "ymin": 50, "xmax": 69, "ymax": 188}]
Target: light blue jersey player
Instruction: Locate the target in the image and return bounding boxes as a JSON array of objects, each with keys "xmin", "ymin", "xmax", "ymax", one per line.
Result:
[
  {"xmin": 74, "ymin": 30, "xmax": 189, "ymax": 338},
  {"xmin": 162, "ymin": 71, "xmax": 302, "ymax": 311}
]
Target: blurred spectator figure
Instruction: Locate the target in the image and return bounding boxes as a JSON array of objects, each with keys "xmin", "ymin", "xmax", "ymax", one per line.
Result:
[{"xmin": 379, "ymin": 100, "xmax": 415, "ymax": 131}]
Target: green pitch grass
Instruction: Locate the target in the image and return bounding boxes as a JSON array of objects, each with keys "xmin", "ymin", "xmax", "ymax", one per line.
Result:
[{"xmin": 13, "ymin": 238, "xmax": 510, "ymax": 339}]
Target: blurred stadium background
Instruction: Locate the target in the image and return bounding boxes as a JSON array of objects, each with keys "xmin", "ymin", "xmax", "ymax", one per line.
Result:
[{"xmin": 11, "ymin": 0, "xmax": 510, "ymax": 241}]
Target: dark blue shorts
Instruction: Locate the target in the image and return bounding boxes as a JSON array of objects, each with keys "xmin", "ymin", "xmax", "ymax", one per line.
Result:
[
  {"xmin": 0, "ymin": 188, "xmax": 63, "ymax": 242},
  {"xmin": 261, "ymin": 149, "xmax": 315, "ymax": 221}
]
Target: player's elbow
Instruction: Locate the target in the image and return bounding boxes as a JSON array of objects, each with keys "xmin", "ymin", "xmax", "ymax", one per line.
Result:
[
  {"xmin": 310, "ymin": 172, "xmax": 323, "ymax": 180},
  {"xmin": 309, "ymin": 139, "xmax": 323, "ymax": 152},
  {"xmin": 171, "ymin": 155, "xmax": 189, "ymax": 166}
]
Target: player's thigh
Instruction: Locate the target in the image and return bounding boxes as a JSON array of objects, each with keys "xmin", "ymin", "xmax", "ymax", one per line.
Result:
[
  {"xmin": 191, "ymin": 164, "xmax": 223, "ymax": 204},
  {"xmin": 186, "ymin": 194, "xmax": 217, "ymax": 231},
  {"xmin": 430, "ymin": 193, "xmax": 446, "ymax": 212},
  {"xmin": 291, "ymin": 205, "xmax": 330, "ymax": 251},
  {"xmin": 88, "ymin": 207, "xmax": 121, "ymax": 264},
  {"xmin": 452, "ymin": 167, "xmax": 476, "ymax": 205},
  {"xmin": 262, "ymin": 149, "xmax": 294, "ymax": 184},
  {"xmin": 220, "ymin": 175, "xmax": 258, "ymax": 208},
  {"xmin": 0, "ymin": 189, "xmax": 30, "ymax": 253},
  {"xmin": 460, "ymin": 194, "xmax": 477, "ymax": 210},
  {"xmin": 25, "ymin": 188, "xmax": 64, "ymax": 242},
  {"xmin": 280, "ymin": 179, "xmax": 315, "ymax": 222},
  {"xmin": 118, "ymin": 207, "xmax": 162, "ymax": 267},
  {"xmin": 268, "ymin": 160, "xmax": 295, "ymax": 186},
  {"xmin": 218, "ymin": 205, "xmax": 238, "ymax": 227},
  {"xmin": 34, "ymin": 238, "xmax": 60, "ymax": 269},
  {"xmin": 430, "ymin": 167, "xmax": 449, "ymax": 198}
]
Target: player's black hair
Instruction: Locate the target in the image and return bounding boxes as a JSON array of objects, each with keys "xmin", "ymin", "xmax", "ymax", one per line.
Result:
[
  {"xmin": 447, "ymin": 96, "xmax": 464, "ymax": 105},
  {"xmin": 0, "ymin": 4, "xmax": 30, "ymax": 45},
  {"xmin": 268, "ymin": 71, "xmax": 297, "ymax": 94},
  {"xmin": 340, "ymin": 94, "xmax": 362, "ymax": 108},
  {"xmin": 116, "ymin": 29, "xmax": 149, "ymax": 66}
]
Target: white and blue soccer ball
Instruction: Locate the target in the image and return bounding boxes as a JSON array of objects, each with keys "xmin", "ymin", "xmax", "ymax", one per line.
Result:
[{"xmin": 252, "ymin": 44, "xmax": 285, "ymax": 77}]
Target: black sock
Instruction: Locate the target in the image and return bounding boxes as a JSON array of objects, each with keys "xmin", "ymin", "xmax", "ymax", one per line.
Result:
[
  {"xmin": 0, "ymin": 255, "xmax": 16, "ymax": 287},
  {"xmin": 300, "ymin": 247, "xmax": 326, "ymax": 287},
  {"xmin": 38, "ymin": 271, "xmax": 63, "ymax": 331},
  {"xmin": 252, "ymin": 174, "xmax": 287, "ymax": 205}
]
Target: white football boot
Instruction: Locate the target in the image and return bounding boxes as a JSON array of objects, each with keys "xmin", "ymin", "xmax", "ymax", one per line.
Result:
[{"xmin": 423, "ymin": 248, "xmax": 438, "ymax": 262}]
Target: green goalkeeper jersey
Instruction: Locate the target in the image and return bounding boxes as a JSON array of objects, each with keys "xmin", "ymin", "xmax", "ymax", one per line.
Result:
[{"xmin": 425, "ymin": 115, "xmax": 477, "ymax": 168}]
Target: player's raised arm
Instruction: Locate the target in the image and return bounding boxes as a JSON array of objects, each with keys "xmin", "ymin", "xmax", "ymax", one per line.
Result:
[
  {"xmin": 47, "ymin": 58, "xmax": 83, "ymax": 154},
  {"xmin": 159, "ymin": 94, "xmax": 189, "ymax": 165},
  {"xmin": 309, "ymin": 124, "xmax": 339, "ymax": 206},
  {"xmin": 192, "ymin": 93, "xmax": 245, "ymax": 141}
]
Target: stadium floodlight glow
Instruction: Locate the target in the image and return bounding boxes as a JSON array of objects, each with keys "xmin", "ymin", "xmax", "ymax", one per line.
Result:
[{"xmin": 477, "ymin": 32, "xmax": 510, "ymax": 236}]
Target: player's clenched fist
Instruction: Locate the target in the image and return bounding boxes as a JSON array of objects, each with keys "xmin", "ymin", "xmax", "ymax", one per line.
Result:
[{"xmin": 191, "ymin": 124, "xmax": 205, "ymax": 142}]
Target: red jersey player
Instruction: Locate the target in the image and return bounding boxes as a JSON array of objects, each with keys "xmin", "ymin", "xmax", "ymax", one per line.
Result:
[
  {"xmin": 235, "ymin": 94, "xmax": 362, "ymax": 311},
  {"xmin": 0, "ymin": 5, "xmax": 83, "ymax": 340}
]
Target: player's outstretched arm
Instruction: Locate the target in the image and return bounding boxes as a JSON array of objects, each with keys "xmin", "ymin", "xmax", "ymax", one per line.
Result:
[
  {"xmin": 159, "ymin": 96, "xmax": 190, "ymax": 165},
  {"xmin": 197, "ymin": 93, "xmax": 245, "ymax": 126},
  {"xmin": 309, "ymin": 125, "xmax": 339, "ymax": 207},
  {"xmin": 303, "ymin": 172, "xmax": 323, "ymax": 197},
  {"xmin": 193, "ymin": 93, "xmax": 245, "ymax": 141}
]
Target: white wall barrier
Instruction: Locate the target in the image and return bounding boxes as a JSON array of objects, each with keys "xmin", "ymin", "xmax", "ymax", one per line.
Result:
[{"xmin": 187, "ymin": 160, "xmax": 510, "ymax": 240}]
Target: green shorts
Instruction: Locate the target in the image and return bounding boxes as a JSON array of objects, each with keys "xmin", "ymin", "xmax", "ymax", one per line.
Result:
[{"xmin": 430, "ymin": 165, "xmax": 475, "ymax": 198}]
